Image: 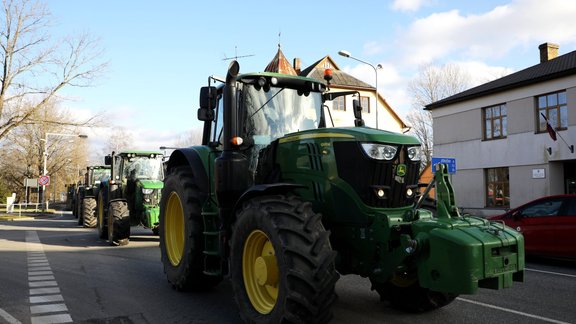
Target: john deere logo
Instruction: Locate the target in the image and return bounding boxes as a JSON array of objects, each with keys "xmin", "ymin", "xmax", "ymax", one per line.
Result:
[{"xmin": 396, "ymin": 164, "xmax": 407, "ymax": 177}]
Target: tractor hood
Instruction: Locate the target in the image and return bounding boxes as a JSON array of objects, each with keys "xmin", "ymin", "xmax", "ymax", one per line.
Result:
[
  {"xmin": 137, "ymin": 180, "xmax": 164, "ymax": 189},
  {"xmin": 279, "ymin": 127, "xmax": 420, "ymax": 145}
]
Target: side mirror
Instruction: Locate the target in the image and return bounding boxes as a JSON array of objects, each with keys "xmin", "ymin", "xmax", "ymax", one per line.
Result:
[
  {"xmin": 197, "ymin": 108, "xmax": 214, "ymax": 121},
  {"xmin": 198, "ymin": 86, "xmax": 218, "ymax": 121},
  {"xmin": 104, "ymin": 155, "xmax": 112, "ymax": 166},
  {"xmin": 353, "ymin": 99, "xmax": 365, "ymax": 127},
  {"xmin": 200, "ymin": 86, "xmax": 217, "ymax": 109},
  {"xmin": 512, "ymin": 210, "xmax": 522, "ymax": 221}
]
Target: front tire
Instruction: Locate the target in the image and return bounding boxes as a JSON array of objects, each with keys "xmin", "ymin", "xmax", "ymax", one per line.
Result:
[
  {"xmin": 77, "ymin": 199, "xmax": 84, "ymax": 225},
  {"xmin": 108, "ymin": 200, "xmax": 130, "ymax": 246},
  {"xmin": 230, "ymin": 195, "xmax": 339, "ymax": 324},
  {"xmin": 371, "ymin": 270, "xmax": 457, "ymax": 313},
  {"xmin": 82, "ymin": 197, "xmax": 97, "ymax": 228},
  {"xmin": 159, "ymin": 166, "xmax": 222, "ymax": 291},
  {"xmin": 97, "ymin": 192, "xmax": 108, "ymax": 239}
]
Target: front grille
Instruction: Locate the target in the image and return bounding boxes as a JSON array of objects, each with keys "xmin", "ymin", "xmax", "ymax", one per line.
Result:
[{"xmin": 333, "ymin": 142, "xmax": 419, "ymax": 208}]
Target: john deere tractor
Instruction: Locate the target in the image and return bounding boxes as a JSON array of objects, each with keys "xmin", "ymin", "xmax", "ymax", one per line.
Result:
[
  {"xmin": 159, "ymin": 61, "xmax": 525, "ymax": 323},
  {"xmin": 77, "ymin": 165, "xmax": 110, "ymax": 228},
  {"xmin": 97, "ymin": 151, "xmax": 164, "ymax": 245}
]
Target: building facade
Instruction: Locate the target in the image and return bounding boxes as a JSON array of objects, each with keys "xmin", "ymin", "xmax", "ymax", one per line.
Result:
[{"xmin": 426, "ymin": 43, "xmax": 576, "ymax": 217}]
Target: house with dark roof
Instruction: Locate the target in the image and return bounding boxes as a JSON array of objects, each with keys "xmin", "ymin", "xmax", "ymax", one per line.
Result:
[
  {"xmin": 264, "ymin": 46, "xmax": 407, "ymax": 132},
  {"xmin": 426, "ymin": 43, "xmax": 576, "ymax": 216}
]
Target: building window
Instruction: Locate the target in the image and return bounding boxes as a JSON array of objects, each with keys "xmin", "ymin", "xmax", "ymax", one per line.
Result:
[
  {"xmin": 333, "ymin": 96, "xmax": 346, "ymax": 111},
  {"xmin": 486, "ymin": 167, "xmax": 509, "ymax": 207},
  {"xmin": 537, "ymin": 91, "xmax": 567, "ymax": 132},
  {"xmin": 483, "ymin": 104, "xmax": 507, "ymax": 140},
  {"xmin": 360, "ymin": 96, "xmax": 370, "ymax": 113}
]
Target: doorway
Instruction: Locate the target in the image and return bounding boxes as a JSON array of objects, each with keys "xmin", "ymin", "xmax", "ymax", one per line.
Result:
[{"xmin": 564, "ymin": 161, "xmax": 576, "ymax": 194}]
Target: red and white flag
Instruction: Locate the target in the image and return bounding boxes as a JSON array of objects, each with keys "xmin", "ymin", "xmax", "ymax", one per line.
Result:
[{"xmin": 541, "ymin": 113, "xmax": 557, "ymax": 141}]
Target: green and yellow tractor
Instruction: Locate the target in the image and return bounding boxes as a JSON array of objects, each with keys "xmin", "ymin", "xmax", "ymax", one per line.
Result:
[
  {"xmin": 97, "ymin": 151, "xmax": 164, "ymax": 245},
  {"xmin": 159, "ymin": 61, "xmax": 525, "ymax": 323}
]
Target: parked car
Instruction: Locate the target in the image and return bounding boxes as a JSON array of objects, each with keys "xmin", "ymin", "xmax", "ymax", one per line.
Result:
[{"xmin": 488, "ymin": 194, "xmax": 576, "ymax": 259}]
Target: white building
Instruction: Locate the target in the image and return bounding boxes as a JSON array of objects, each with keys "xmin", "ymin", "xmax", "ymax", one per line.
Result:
[{"xmin": 426, "ymin": 43, "xmax": 576, "ymax": 216}]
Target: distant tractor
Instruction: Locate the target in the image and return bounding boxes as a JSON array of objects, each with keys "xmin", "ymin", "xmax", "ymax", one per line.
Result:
[
  {"xmin": 159, "ymin": 61, "xmax": 525, "ymax": 323},
  {"xmin": 65, "ymin": 183, "xmax": 77, "ymax": 211},
  {"xmin": 78, "ymin": 165, "xmax": 111, "ymax": 227},
  {"xmin": 97, "ymin": 151, "xmax": 164, "ymax": 245}
]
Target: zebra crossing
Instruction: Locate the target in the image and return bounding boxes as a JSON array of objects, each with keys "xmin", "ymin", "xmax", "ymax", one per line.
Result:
[{"xmin": 26, "ymin": 231, "xmax": 72, "ymax": 324}]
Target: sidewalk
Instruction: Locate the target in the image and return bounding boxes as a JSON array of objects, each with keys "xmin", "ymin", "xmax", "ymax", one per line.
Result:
[{"xmin": 0, "ymin": 203, "xmax": 64, "ymax": 221}]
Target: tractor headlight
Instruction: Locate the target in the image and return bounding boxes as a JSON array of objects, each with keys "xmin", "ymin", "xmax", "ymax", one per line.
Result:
[
  {"xmin": 142, "ymin": 188, "xmax": 154, "ymax": 195},
  {"xmin": 361, "ymin": 143, "xmax": 397, "ymax": 160},
  {"xmin": 407, "ymin": 146, "xmax": 421, "ymax": 161}
]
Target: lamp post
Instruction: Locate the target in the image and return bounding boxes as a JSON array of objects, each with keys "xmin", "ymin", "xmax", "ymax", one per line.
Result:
[
  {"xmin": 338, "ymin": 50, "xmax": 382, "ymax": 129},
  {"xmin": 40, "ymin": 132, "xmax": 88, "ymax": 210}
]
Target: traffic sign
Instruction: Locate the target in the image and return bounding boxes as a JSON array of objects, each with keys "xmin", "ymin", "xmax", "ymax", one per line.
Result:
[
  {"xmin": 38, "ymin": 175, "xmax": 50, "ymax": 186},
  {"xmin": 431, "ymin": 157, "xmax": 456, "ymax": 174}
]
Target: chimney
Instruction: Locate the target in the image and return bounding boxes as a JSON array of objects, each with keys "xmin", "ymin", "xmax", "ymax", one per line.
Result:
[
  {"xmin": 293, "ymin": 58, "xmax": 301, "ymax": 74},
  {"xmin": 538, "ymin": 42, "xmax": 559, "ymax": 63}
]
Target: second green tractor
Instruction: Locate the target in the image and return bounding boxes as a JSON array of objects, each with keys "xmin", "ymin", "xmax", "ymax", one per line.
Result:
[{"xmin": 97, "ymin": 151, "xmax": 164, "ymax": 245}]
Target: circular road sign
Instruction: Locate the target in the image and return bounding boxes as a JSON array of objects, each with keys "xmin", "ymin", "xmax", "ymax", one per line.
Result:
[{"xmin": 38, "ymin": 175, "xmax": 50, "ymax": 186}]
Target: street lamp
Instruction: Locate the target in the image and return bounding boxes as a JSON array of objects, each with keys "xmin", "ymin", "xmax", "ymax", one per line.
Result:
[
  {"xmin": 40, "ymin": 132, "xmax": 88, "ymax": 210},
  {"xmin": 338, "ymin": 50, "xmax": 382, "ymax": 129}
]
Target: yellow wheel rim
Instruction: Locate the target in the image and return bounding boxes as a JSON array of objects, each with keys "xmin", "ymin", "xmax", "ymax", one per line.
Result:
[
  {"xmin": 243, "ymin": 230, "xmax": 279, "ymax": 314},
  {"xmin": 165, "ymin": 192, "xmax": 185, "ymax": 267}
]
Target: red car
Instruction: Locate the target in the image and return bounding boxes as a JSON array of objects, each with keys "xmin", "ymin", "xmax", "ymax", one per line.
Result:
[{"xmin": 488, "ymin": 194, "xmax": 576, "ymax": 259}]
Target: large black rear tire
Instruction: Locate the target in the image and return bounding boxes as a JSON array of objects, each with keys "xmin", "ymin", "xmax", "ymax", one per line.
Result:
[
  {"xmin": 159, "ymin": 166, "xmax": 222, "ymax": 291},
  {"xmin": 82, "ymin": 197, "xmax": 97, "ymax": 228},
  {"xmin": 230, "ymin": 195, "xmax": 339, "ymax": 324},
  {"xmin": 371, "ymin": 270, "xmax": 457, "ymax": 313},
  {"xmin": 97, "ymin": 191, "xmax": 108, "ymax": 239},
  {"xmin": 108, "ymin": 200, "xmax": 130, "ymax": 246}
]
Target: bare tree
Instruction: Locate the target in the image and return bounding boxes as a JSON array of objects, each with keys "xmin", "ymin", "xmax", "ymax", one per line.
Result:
[
  {"xmin": 175, "ymin": 128, "xmax": 203, "ymax": 147},
  {"xmin": 102, "ymin": 127, "xmax": 134, "ymax": 155},
  {"xmin": 0, "ymin": 0, "xmax": 107, "ymax": 140},
  {"xmin": 0, "ymin": 102, "xmax": 88, "ymax": 203},
  {"xmin": 406, "ymin": 63, "xmax": 471, "ymax": 169}
]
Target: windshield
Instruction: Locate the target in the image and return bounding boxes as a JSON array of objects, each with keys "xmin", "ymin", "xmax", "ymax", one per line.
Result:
[
  {"xmin": 243, "ymin": 85, "xmax": 322, "ymax": 145},
  {"xmin": 91, "ymin": 168, "xmax": 110, "ymax": 185},
  {"xmin": 123, "ymin": 157, "xmax": 164, "ymax": 181}
]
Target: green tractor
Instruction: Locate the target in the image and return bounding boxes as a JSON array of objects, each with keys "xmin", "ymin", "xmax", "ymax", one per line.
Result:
[
  {"xmin": 159, "ymin": 61, "xmax": 525, "ymax": 323},
  {"xmin": 78, "ymin": 165, "xmax": 111, "ymax": 228},
  {"xmin": 97, "ymin": 151, "xmax": 164, "ymax": 245}
]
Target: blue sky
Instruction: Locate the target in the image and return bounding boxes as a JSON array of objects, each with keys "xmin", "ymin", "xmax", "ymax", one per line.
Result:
[{"xmin": 46, "ymin": 0, "xmax": 576, "ymax": 158}]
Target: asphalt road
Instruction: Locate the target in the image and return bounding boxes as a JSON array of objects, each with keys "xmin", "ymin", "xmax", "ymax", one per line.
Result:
[{"xmin": 0, "ymin": 210, "xmax": 575, "ymax": 324}]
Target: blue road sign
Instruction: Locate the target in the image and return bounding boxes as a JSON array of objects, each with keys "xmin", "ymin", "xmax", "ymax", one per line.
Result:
[{"xmin": 431, "ymin": 157, "xmax": 456, "ymax": 174}]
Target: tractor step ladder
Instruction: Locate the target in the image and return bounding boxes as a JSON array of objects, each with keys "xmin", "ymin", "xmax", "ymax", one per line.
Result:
[{"xmin": 202, "ymin": 210, "xmax": 222, "ymax": 276}]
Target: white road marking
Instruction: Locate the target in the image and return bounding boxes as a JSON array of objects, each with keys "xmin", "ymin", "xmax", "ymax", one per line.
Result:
[
  {"xmin": 458, "ymin": 298, "xmax": 572, "ymax": 324},
  {"xmin": 30, "ymin": 304, "xmax": 68, "ymax": 315},
  {"xmin": 30, "ymin": 287, "xmax": 61, "ymax": 295},
  {"xmin": 526, "ymin": 268, "xmax": 576, "ymax": 278},
  {"xmin": 29, "ymin": 281, "xmax": 58, "ymax": 288},
  {"xmin": 26, "ymin": 231, "xmax": 72, "ymax": 324},
  {"xmin": 28, "ymin": 275, "xmax": 56, "ymax": 281},
  {"xmin": 0, "ymin": 308, "xmax": 22, "ymax": 324},
  {"xmin": 29, "ymin": 271, "xmax": 54, "ymax": 276},
  {"xmin": 30, "ymin": 314, "xmax": 73, "ymax": 324},
  {"xmin": 29, "ymin": 295, "xmax": 64, "ymax": 304}
]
